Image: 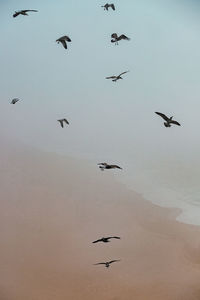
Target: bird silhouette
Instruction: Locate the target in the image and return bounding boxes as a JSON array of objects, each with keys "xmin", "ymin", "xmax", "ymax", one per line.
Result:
[
  {"xmin": 94, "ymin": 260, "xmax": 120, "ymax": 268},
  {"xmin": 93, "ymin": 236, "xmax": 120, "ymax": 243},
  {"xmin": 98, "ymin": 163, "xmax": 122, "ymax": 171},
  {"xmin": 13, "ymin": 10, "xmax": 38, "ymax": 18},
  {"xmin": 155, "ymin": 112, "xmax": 181, "ymax": 127},
  {"xmin": 56, "ymin": 36, "xmax": 71, "ymax": 49},
  {"xmin": 101, "ymin": 3, "xmax": 115, "ymax": 11},
  {"xmin": 106, "ymin": 71, "xmax": 129, "ymax": 82},
  {"xmin": 57, "ymin": 119, "xmax": 69, "ymax": 128},
  {"xmin": 10, "ymin": 98, "xmax": 20, "ymax": 104},
  {"xmin": 111, "ymin": 33, "xmax": 130, "ymax": 45}
]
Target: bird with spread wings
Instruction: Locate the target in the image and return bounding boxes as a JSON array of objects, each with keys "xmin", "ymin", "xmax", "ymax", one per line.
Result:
[
  {"xmin": 94, "ymin": 260, "xmax": 120, "ymax": 268},
  {"xmin": 13, "ymin": 10, "xmax": 38, "ymax": 18},
  {"xmin": 111, "ymin": 33, "xmax": 130, "ymax": 45},
  {"xmin": 102, "ymin": 3, "xmax": 115, "ymax": 11},
  {"xmin": 106, "ymin": 71, "xmax": 129, "ymax": 82},
  {"xmin": 57, "ymin": 119, "xmax": 69, "ymax": 128},
  {"xmin": 56, "ymin": 36, "xmax": 72, "ymax": 50},
  {"xmin": 93, "ymin": 236, "xmax": 121, "ymax": 243},
  {"xmin": 155, "ymin": 112, "xmax": 181, "ymax": 127}
]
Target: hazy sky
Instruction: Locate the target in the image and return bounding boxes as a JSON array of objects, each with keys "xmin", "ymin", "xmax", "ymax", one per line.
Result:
[{"xmin": 1, "ymin": 0, "xmax": 200, "ymax": 222}]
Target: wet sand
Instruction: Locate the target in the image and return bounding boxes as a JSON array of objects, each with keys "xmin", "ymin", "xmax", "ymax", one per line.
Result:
[{"xmin": 1, "ymin": 142, "xmax": 200, "ymax": 300}]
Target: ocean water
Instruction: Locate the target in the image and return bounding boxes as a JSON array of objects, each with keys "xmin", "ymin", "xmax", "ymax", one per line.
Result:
[{"xmin": 120, "ymin": 157, "xmax": 200, "ymax": 226}]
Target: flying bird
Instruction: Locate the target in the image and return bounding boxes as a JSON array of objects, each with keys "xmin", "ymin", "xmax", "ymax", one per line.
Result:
[
  {"xmin": 98, "ymin": 163, "xmax": 122, "ymax": 171},
  {"xmin": 106, "ymin": 71, "xmax": 129, "ymax": 82},
  {"xmin": 111, "ymin": 33, "xmax": 130, "ymax": 45},
  {"xmin": 56, "ymin": 36, "xmax": 71, "ymax": 49},
  {"xmin": 155, "ymin": 112, "xmax": 181, "ymax": 127},
  {"xmin": 94, "ymin": 260, "xmax": 120, "ymax": 268},
  {"xmin": 93, "ymin": 236, "xmax": 120, "ymax": 243},
  {"xmin": 101, "ymin": 3, "xmax": 115, "ymax": 11},
  {"xmin": 13, "ymin": 10, "xmax": 38, "ymax": 18},
  {"xmin": 10, "ymin": 98, "xmax": 20, "ymax": 104},
  {"xmin": 57, "ymin": 119, "xmax": 69, "ymax": 128}
]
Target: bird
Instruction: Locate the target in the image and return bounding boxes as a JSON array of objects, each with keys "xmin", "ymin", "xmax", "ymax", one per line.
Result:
[
  {"xmin": 57, "ymin": 119, "xmax": 69, "ymax": 128},
  {"xmin": 10, "ymin": 98, "xmax": 20, "ymax": 104},
  {"xmin": 106, "ymin": 71, "xmax": 129, "ymax": 82},
  {"xmin": 155, "ymin": 112, "xmax": 181, "ymax": 127},
  {"xmin": 111, "ymin": 33, "xmax": 130, "ymax": 45},
  {"xmin": 13, "ymin": 10, "xmax": 38, "ymax": 18},
  {"xmin": 93, "ymin": 236, "xmax": 120, "ymax": 243},
  {"xmin": 56, "ymin": 36, "xmax": 71, "ymax": 49},
  {"xmin": 94, "ymin": 260, "xmax": 120, "ymax": 268},
  {"xmin": 98, "ymin": 163, "xmax": 122, "ymax": 171},
  {"xmin": 101, "ymin": 3, "xmax": 115, "ymax": 11}
]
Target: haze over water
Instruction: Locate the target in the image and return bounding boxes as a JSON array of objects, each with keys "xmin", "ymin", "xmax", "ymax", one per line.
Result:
[{"xmin": 1, "ymin": 0, "xmax": 200, "ymax": 224}]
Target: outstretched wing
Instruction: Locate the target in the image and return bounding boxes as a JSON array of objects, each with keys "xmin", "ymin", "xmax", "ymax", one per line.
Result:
[
  {"xmin": 106, "ymin": 76, "xmax": 116, "ymax": 79},
  {"xmin": 155, "ymin": 112, "xmax": 169, "ymax": 122},
  {"xmin": 110, "ymin": 165, "xmax": 122, "ymax": 169},
  {"xmin": 92, "ymin": 239, "xmax": 102, "ymax": 243},
  {"xmin": 108, "ymin": 236, "xmax": 121, "ymax": 240},
  {"xmin": 170, "ymin": 120, "xmax": 181, "ymax": 126},
  {"xmin": 58, "ymin": 120, "xmax": 63, "ymax": 128},
  {"xmin": 61, "ymin": 35, "xmax": 71, "ymax": 42},
  {"xmin": 60, "ymin": 40, "xmax": 67, "ymax": 49},
  {"xmin": 24, "ymin": 10, "xmax": 38, "ymax": 13},
  {"xmin": 118, "ymin": 71, "xmax": 129, "ymax": 77},
  {"xmin": 111, "ymin": 33, "xmax": 118, "ymax": 39},
  {"xmin": 111, "ymin": 4, "xmax": 115, "ymax": 10},
  {"xmin": 94, "ymin": 262, "xmax": 106, "ymax": 265},
  {"xmin": 109, "ymin": 259, "xmax": 120, "ymax": 264},
  {"xmin": 63, "ymin": 119, "xmax": 69, "ymax": 125},
  {"xmin": 118, "ymin": 34, "xmax": 130, "ymax": 41}
]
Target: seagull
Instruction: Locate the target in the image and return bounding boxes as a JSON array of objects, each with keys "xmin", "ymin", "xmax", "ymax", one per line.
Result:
[
  {"xmin": 106, "ymin": 71, "xmax": 129, "ymax": 82},
  {"xmin": 56, "ymin": 36, "xmax": 71, "ymax": 49},
  {"xmin": 155, "ymin": 112, "xmax": 181, "ymax": 127},
  {"xmin": 10, "ymin": 98, "xmax": 20, "ymax": 104},
  {"xmin": 93, "ymin": 236, "xmax": 120, "ymax": 243},
  {"xmin": 111, "ymin": 33, "xmax": 130, "ymax": 45},
  {"xmin": 13, "ymin": 10, "xmax": 38, "ymax": 18},
  {"xmin": 57, "ymin": 119, "xmax": 69, "ymax": 128},
  {"xmin": 94, "ymin": 260, "xmax": 120, "ymax": 268},
  {"xmin": 101, "ymin": 3, "xmax": 115, "ymax": 11},
  {"xmin": 98, "ymin": 163, "xmax": 122, "ymax": 171}
]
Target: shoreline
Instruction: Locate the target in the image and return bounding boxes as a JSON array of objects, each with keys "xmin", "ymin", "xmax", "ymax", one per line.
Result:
[{"xmin": 1, "ymin": 142, "xmax": 200, "ymax": 299}]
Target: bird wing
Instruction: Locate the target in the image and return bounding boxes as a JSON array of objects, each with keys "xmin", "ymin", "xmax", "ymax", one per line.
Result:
[
  {"xmin": 155, "ymin": 112, "xmax": 169, "ymax": 122},
  {"xmin": 109, "ymin": 260, "xmax": 120, "ymax": 264},
  {"xmin": 119, "ymin": 34, "xmax": 130, "ymax": 40},
  {"xmin": 58, "ymin": 120, "xmax": 63, "ymax": 128},
  {"xmin": 61, "ymin": 35, "xmax": 71, "ymax": 42},
  {"xmin": 97, "ymin": 163, "xmax": 107, "ymax": 166},
  {"xmin": 118, "ymin": 71, "xmax": 129, "ymax": 77},
  {"xmin": 108, "ymin": 236, "xmax": 121, "ymax": 240},
  {"xmin": 94, "ymin": 262, "xmax": 106, "ymax": 265},
  {"xmin": 24, "ymin": 10, "xmax": 38, "ymax": 13},
  {"xmin": 63, "ymin": 119, "xmax": 69, "ymax": 125},
  {"xmin": 60, "ymin": 40, "xmax": 67, "ymax": 49},
  {"xmin": 111, "ymin": 33, "xmax": 118, "ymax": 39},
  {"xmin": 110, "ymin": 165, "xmax": 122, "ymax": 169},
  {"xmin": 92, "ymin": 239, "xmax": 102, "ymax": 243},
  {"xmin": 170, "ymin": 120, "xmax": 181, "ymax": 126},
  {"xmin": 106, "ymin": 76, "xmax": 116, "ymax": 79},
  {"xmin": 111, "ymin": 4, "xmax": 115, "ymax": 10}
]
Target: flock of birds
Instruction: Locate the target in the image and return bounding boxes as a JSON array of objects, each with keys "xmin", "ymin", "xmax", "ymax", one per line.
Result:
[{"xmin": 11, "ymin": 3, "xmax": 181, "ymax": 270}]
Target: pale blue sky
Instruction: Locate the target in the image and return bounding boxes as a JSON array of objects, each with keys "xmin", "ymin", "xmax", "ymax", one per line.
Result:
[{"xmin": 1, "ymin": 0, "xmax": 200, "ymax": 164}]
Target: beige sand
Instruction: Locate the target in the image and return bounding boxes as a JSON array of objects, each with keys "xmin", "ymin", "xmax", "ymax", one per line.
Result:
[{"xmin": 1, "ymin": 142, "xmax": 200, "ymax": 300}]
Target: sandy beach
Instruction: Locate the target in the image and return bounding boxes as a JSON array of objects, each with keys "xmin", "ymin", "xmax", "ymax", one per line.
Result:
[{"xmin": 1, "ymin": 141, "xmax": 200, "ymax": 300}]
